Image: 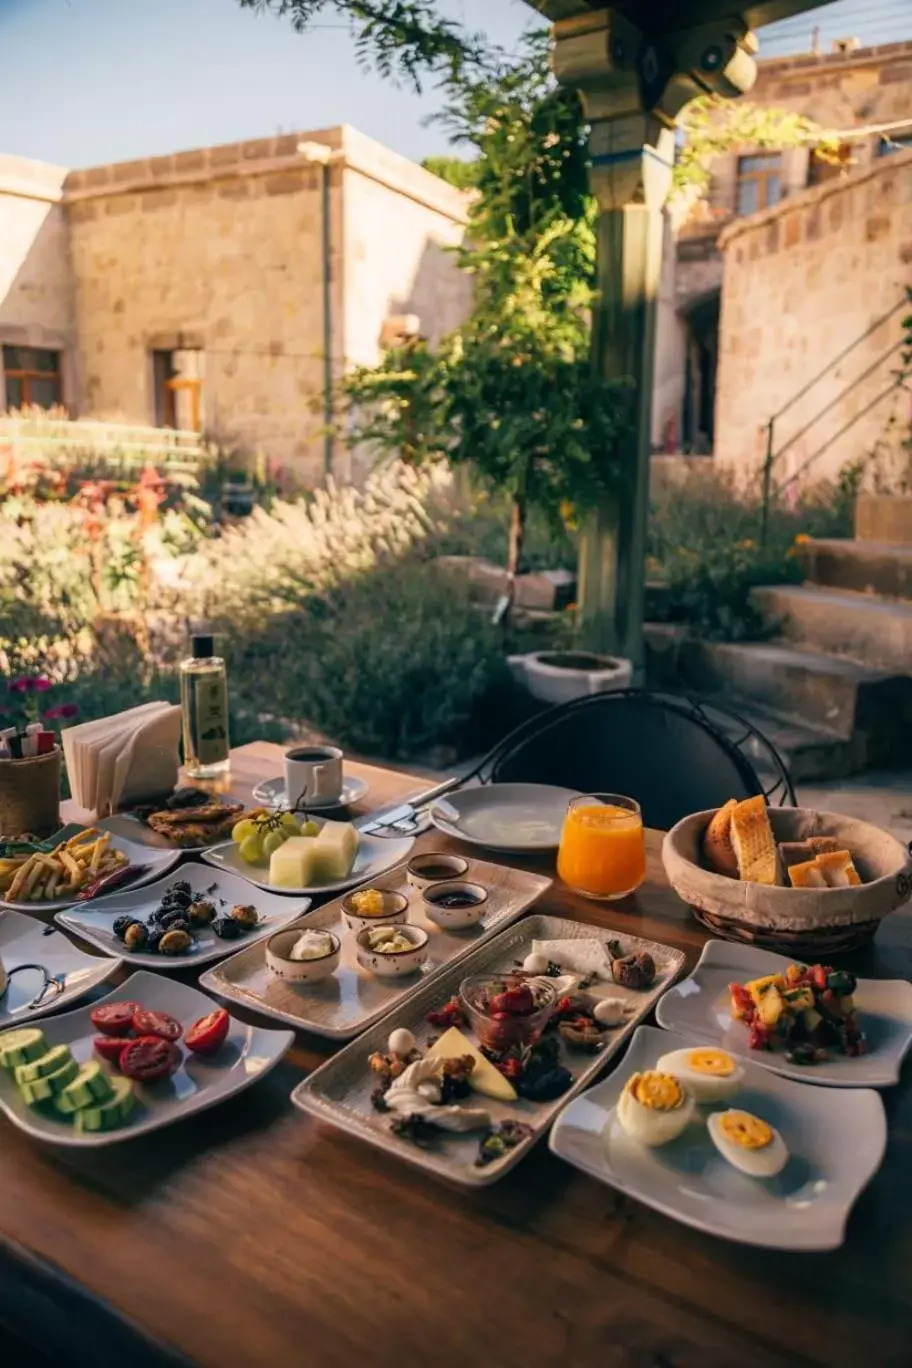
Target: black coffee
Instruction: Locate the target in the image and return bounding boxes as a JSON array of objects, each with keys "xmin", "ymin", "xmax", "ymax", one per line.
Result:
[{"xmin": 287, "ymin": 748, "xmax": 337, "ymax": 761}]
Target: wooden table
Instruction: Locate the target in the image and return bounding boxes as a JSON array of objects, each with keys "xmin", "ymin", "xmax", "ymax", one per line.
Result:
[{"xmin": 4, "ymin": 741, "xmax": 912, "ymax": 1368}]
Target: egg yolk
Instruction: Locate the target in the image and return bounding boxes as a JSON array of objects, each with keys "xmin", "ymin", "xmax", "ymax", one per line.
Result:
[
  {"xmin": 719, "ymin": 1110, "xmax": 773, "ymax": 1150},
  {"xmin": 687, "ymin": 1048, "xmax": 735, "ymax": 1077},
  {"xmin": 628, "ymin": 1071, "xmax": 684, "ymax": 1111}
]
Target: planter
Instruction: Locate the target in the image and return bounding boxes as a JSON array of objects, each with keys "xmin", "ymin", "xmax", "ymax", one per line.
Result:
[
  {"xmin": 0, "ymin": 747, "xmax": 62, "ymax": 838},
  {"xmin": 507, "ymin": 650, "xmax": 633, "ymax": 707},
  {"xmin": 855, "ymin": 494, "xmax": 912, "ymax": 544}
]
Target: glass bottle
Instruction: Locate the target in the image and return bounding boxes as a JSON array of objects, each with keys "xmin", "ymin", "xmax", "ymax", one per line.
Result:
[{"xmin": 179, "ymin": 634, "xmax": 230, "ymax": 779}]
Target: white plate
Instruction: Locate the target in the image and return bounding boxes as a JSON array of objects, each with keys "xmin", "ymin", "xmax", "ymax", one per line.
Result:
[
  {"xmin": 252, "ymin": 774, "xmax": 369, "ymax": 811},
  {"xmin": 200, "ymin": 832, "xmax": 415, "ymax": 897},
  {"xmin": 97, "ymin": 809, "xmax": 242, "ymax": 853},
  {"xmin": 549, "ymin": 1024, "xmax": 886, "ymax": 1250},
  {"xmin": 0, "ymin": 970, "xmax": 293, "ymax": 1147},
  {"xmin": 655, "ymin": 940, "xmax": 912, "ymax": 1088},
  {"xmin": 429, "ymin": 783, "xmax": 580, "ymax": 852},
  {"xmin": 0, "ymin": 832, "xmax": 181, "ymax": 913},
  {"xmin": 0, "ymin": 910, "xmax": 122, "ymax": 1025},
  {"xmin": 54, "ymin": 862, "xmax": 310, "ymax": 969}
]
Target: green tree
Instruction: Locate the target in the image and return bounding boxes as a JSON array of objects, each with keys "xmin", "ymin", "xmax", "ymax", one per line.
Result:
[{"xmin": 421, "ymin": 155, "xmax": 479, "ymax": 190}]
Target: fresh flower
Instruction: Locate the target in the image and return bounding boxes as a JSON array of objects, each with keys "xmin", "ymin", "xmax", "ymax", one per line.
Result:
[
  {"xmin": 42, "ymin": 703, "xmax": 79, "ymax": 721},
  {"xmin": 8, "ymin": 677, "xmax": 52, "ymax": 694}
]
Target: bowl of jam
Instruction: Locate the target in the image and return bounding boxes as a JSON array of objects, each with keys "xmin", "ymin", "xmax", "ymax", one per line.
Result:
[{"xmin": 421, "ymin": 880, "xmax": 488, "ymax": 929}]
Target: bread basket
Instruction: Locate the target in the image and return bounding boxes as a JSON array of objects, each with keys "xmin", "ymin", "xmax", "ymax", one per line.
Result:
[{"xmin": 663, "ymin": 806, "xmax": 912, "ymax": 956}]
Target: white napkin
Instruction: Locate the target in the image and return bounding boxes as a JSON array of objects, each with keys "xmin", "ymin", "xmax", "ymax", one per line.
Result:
[{"xmin": 61, "ymin": 703, "xmax": 181, "ymax": 815}]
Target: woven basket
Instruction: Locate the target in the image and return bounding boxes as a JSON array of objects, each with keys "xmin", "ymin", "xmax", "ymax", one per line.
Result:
[
  {"xmin": 663, "ymin": 806, "xmax": 912, "ymax": 957},
  {"xmin": 0, "ymin": 747, "xmax": 62, "ymax": 839}
]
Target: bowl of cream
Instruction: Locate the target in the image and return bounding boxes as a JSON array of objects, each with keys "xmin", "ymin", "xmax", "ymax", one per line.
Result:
[{"xmin": 265, "ymin": 927, "xmax": 341, "ymax": 983}]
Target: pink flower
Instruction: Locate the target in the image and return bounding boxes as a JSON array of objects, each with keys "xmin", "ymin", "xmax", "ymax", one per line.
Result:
[
  {"xmin": 42, "ymin": 703, "xmax": 78, "ymax": 721},
  {"xmin": 8, "ymin": 676, "xmax": 52, "ymax": 694}
]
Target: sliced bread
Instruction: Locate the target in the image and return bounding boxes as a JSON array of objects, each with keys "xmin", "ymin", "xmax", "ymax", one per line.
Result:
[
  {"xmin": 778, "ymin": 836, "xmax": 842, "ymax": 869},
  {"xmin": 786, "ymin": 849, "xmax": 861, "ymax": 888},
  {"xmin": 730, "ymin": 795, "xmax": 781, "ymax": 885},
  {"xmin": 702, "ymin": 799, "xmax": 739, "ymax": 877},
  {"xmin": 787, "ymin": 857, "xmax": 830, "ymax": 889}
]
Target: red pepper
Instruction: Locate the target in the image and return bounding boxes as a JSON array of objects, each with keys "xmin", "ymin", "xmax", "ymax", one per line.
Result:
[{"xmin": 76, "ymin": 864, "xmax": 148, "ymax": 900}]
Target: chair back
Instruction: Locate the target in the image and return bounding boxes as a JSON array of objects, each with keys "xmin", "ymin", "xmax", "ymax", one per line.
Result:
[{"xmin": 487, "ymin": 691, "xmax": 781, "ymax": 831}]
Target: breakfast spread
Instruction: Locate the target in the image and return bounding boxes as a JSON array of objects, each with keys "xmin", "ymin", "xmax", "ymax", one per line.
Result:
[
  {"xmin": 1, "ymin": 830, "xmax": 129, "ymax": 903},
  {"xmin": 702, "ymin": 797, "xmax": 863, "ymax": 889},
  {"xmin": 232, "ymin": 809, "xmax": 319, "ymax": 867},
  {"xmin": 112, "ymin": 877, "xmax": 261, "ymax": 955},
  {"xmin": 617, "ymin": 1070, "xmax": 696, "ymax": 1145},
  {"xmin": 654, "ymin": 1046, "xmax": 745, "ymax": 1101},
  {"xmin": 729, "ymin": 962, "xmax": 867, "ymax": 1063},
  {"xmin": 706, "ymin": 1109, "xmax": 789, "ymax": 1177},
  {"xmin": 347, "ymin": 888, "xmax": 388, "ymax": 917}
]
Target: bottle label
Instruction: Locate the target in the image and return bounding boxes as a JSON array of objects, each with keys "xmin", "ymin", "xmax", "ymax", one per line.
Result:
[{"xmin": 195, "ymin": 675, "xmax": 229, "ymax": 765}]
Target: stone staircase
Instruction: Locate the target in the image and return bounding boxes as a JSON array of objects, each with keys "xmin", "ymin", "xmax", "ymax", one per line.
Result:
[{"xmin": 646, "ymin": 530, "xmax": 912, "ymax": 782}]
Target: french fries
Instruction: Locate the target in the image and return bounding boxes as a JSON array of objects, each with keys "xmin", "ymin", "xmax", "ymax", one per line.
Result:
[{"xmin": 2, "ymin": 830, "xmax": 127, "ymax": 903}]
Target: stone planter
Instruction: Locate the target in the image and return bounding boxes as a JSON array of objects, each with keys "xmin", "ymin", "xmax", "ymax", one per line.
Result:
[
  {"xmin": 507, "ymin": 650, "xmax": 633, "ymax": 707},
  {"xmin": 855, "ymin": 494, "xmax": 912, "ymax": 544}
]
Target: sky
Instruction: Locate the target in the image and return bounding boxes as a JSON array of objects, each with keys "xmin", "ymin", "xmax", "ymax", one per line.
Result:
[{"xmin": 0, "ymin": 0, "xmax": 908, "ymax": 172}]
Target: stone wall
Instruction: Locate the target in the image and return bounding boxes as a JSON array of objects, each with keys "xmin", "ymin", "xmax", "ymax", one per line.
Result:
[
  {"xmin": 714, "ymin": 148, "xmax": 912, "ymax": 487},
  {"xmin": 1, "ymin": 127, "xmax": 470, "ymax": 483},
  {"xmin": 0, "ymin": 155, "xmax": 75, "ymax": 404}
]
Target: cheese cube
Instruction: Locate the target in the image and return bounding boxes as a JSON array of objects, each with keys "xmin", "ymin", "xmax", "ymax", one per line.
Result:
[
  {"xmin": 311, "ymin": 821, "xmax": 358, "ymax": 883},
  {"xmin": 269, "ymin": 836, "xmax": 319, "ymax": 888},
  {"xmin": 426, "ymin": 1026, "xmax": 517, "ymax": 1102}
]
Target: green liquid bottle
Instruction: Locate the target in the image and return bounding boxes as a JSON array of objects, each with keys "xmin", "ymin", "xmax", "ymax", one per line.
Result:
[{"xmin": 180, "ymin": 634, "xmax": 230, "ymax": 779}]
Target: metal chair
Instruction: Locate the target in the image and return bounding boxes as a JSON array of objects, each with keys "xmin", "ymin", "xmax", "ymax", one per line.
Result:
[{"xmin": 471, "ymin": 688, "xmax": 795, "ymax": 832}]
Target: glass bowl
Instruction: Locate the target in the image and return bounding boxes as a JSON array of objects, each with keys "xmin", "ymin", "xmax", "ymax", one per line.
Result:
[{"xmin": 459, "ymin": 973, "xmax": 557, "ymax": 1052}]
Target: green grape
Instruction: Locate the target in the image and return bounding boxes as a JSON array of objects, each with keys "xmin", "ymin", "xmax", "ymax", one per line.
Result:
[
  {"xmin": 279, "ymin": 812, "xmax": 301, "ymax": 833},
  {"xmin": 239, "ymin": 833, "xmax": 266, "ymax": 866},
  {"xmin": 263, "ymin": 829, "xmax": 287, "ymax": 857},
  {"xmin": 300, "ymin": 820, "xmax": 319, "ymax": 837},
  {"xmin": 232, "ymin": 818, "xmax": 257, "ymax": 844}
]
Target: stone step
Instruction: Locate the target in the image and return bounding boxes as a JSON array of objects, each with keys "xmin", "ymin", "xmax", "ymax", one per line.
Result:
[
  {"xmin": 712, "ymin": 702, "xmax": 860, "ymax": 786},
  {"xmin": 799, "ymin": 538, "xmax": 912, "ymax": 600},
  {"xmin": 751, "ymin": 583, "xmax": 912, "ymax": 673},
  {"xmin": 643, "ymin": 626, "xmax": 912, "ymax": 779}
]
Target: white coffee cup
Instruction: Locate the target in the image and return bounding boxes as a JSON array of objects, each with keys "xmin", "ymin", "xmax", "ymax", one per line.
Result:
[{"xmin": 284, "ymin": 745, "xmax": 344, "ymax": 807}]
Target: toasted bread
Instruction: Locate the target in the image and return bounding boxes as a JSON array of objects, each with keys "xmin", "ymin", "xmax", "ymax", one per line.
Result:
[
  {"xmin": 814, "ymin": 849, "xmax": 861, "ymax": 887},
  {"xmin": 730, "ymin": 796, "xmax": 781, "ymax": 885},
  {"xmin": 702, "ymin": 799, "xmax": 738, "ymax": 877},
  {"xmin": 778, "ymin": 836, "xmax": 842, "ymax": 869},
  {"xmin": 787, "ymin": 857, "xmax": 829, "ymax": 889}
]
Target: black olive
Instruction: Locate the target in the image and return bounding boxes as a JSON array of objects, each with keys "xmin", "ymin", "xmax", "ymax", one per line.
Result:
[
  {"xmin": 212, "ymin": 917, "xmax": 243, "ymax": 941},
  {"xmin": 159, "ymin": 907, "xmax": 189, "ymax": 928},
  {"xmin": 163, "ymin": 917, "xmax": 191, "ymax": 936},
  {"xmin": 146, "ymin": 928, "xmax": 166, "ymax": 955},
  {"xmin": 113, "ymin": 914, "xmax": 136, "ymax": 941}
]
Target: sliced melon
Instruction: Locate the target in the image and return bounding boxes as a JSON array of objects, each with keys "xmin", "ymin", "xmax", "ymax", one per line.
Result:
[
  {"xmin": 311, "ymin": 821, "xmax": 358, "ymax": 883},
  {"xmin": 425, "ymin": 1025, "xmax": 517, "ymax": 1102},
  {"xmin": 74, "ymin": 1076, "xmax": 135, "ymax": 1133}
]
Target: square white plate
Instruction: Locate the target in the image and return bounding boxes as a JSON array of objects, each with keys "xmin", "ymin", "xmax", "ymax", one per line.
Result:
[
  {"xmin": 54, "ymin": 862, "xmax": 310, "ymax": 969},
  {"xmin": 0, "ymin": 970, "xmax": 293, "ymax": 1147},
  {"xmin": 0, "ymin": 831, "xmax": 181, "ymax": 913},
  {"xmin": 549, "ymin": 1024, "xmax": 886, "ymax": 1250},
  {"xmin": 201, "ymin": 831, "xmax": 414, "ymax": 897},
  {"xmin": 0, "ymin": 910, "xmax": 121, "ymax": 1025},
  {"xmin": 655, "ymin": 940, "xmax": 912, "ymax": 1088}
]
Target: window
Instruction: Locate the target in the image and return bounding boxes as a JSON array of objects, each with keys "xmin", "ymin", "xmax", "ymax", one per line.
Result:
[
  {"xmin": 152, "ymin": 349, "xmax": 204, "ymax": 431},
  {"xmin": 736, "ymin": 154, "xmax": 782, "ymax": 216},
  {"xmin": 2, "ymin": 346, "xmax": 62, "ymax": 410}
]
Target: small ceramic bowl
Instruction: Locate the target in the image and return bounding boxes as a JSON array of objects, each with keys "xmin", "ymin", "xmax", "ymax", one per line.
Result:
[
  {"xmin": 265, "ymin": 927, "xmax": 341, "ymax": 983},
  {"xmin": 422, "ymin": 880, "xmax": 488, "ymax": 930},
  {"xmin": 341, "ymin": 888, "xmax": 409, "ymax": 933},
  {"xmin": 355, "ymin": 924, "xmax": 429, "ymax": 978},
  {"xmin": 405, "ymin": 852, "xmax": 469, "ymax": 891}
]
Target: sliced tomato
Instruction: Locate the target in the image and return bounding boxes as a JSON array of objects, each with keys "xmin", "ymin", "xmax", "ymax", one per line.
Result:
[
  {"xmin": 93, "ymin": 1035, "xmax": 129, "ymax": 1067},
  {"xmin": 90, "ymin": 1001, "xmax": 139, "ymax": 1037},
  {"xmin": 185, "ymin": 1008, "xmax": 230, "ymax": 1056},
  {"xmin": 131, "ymin": 1007, "xmax": 182, "ymax": 1042},
  {"xmin": 120, "ymin": 1035, "xmax": 178, "ymax": 1083}
]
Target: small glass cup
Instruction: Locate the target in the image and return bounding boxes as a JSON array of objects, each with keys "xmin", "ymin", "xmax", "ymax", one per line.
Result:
[{"xmin": 556, "ymin": 793, "xmax": 645, "ymax": 901}]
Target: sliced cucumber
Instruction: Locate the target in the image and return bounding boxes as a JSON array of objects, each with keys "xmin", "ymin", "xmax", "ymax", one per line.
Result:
[
  {"xmin": 19, "ymin": 1056, "xmax": 80, "ymax": 1106},
  {"xmin": 0, "ymin": 1027, "xmax": 48, "ymax": 1071},
  {"xmin": 54, "ymin": 1061, "xmax": 114, "ymax": 1115},
  {"xmin": 14, "ymin": 1044, "xmax": 73, "ymax": 1086},
  {"xmin": 74, "ymin": 1076, "xmax": 134, "ymax": 1133}
]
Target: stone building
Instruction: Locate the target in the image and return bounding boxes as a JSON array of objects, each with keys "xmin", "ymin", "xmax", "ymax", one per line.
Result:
[
  {"xmin": 653, "ymin": 37, "xmax": 912, "ymax": 463},
  {"xmin": 0, "ymin": 126, "xmax": 471, "ymax": 483}
]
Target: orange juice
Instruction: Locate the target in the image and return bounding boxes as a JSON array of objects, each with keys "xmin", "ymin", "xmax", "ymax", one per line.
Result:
[{"xmin": 557, "ymin": 797, "xmax": 645, "ymax": 900}]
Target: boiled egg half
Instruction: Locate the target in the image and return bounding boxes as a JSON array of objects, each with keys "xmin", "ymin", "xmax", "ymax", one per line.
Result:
[
  {"xmin": 616, "ymin": 1070, "xmax": 695, "ymax": 1147},
  {"xmin": 654, "ymin": 1046, "xmax": 744, "ymax": 1103},
  {"xmin": 707, "ymin": 1109, "xmax": 788, "ymax": 1178}
]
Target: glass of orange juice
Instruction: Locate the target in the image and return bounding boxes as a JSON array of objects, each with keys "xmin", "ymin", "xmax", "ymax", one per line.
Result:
[{"xmin": 557, "ymin": 794, "xmax": 646, "ymax": 901}]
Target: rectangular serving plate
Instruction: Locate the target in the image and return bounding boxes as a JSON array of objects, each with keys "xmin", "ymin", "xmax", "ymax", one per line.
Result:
[
  {"xmin": 199, "ymin": 856, "xmax": 553, "ymax": 1041},
  {"xmin": 291, "ymin": 914, "xmax": 686, "ymax": 1187}
]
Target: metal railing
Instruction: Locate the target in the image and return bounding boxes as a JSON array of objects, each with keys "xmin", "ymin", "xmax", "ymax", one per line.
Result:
[
  {"xmin": 0, "ymin": 413, "xmax": 206, "ymax": 474},
  {"xmin": 758, "ymin": 292, "xmax": 911, "ymax": 548}
]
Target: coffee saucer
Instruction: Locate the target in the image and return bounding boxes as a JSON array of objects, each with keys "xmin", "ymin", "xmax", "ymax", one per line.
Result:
[{"xmin": 252, "ymin": 775, "xmax": 370, "ymax": 811}]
